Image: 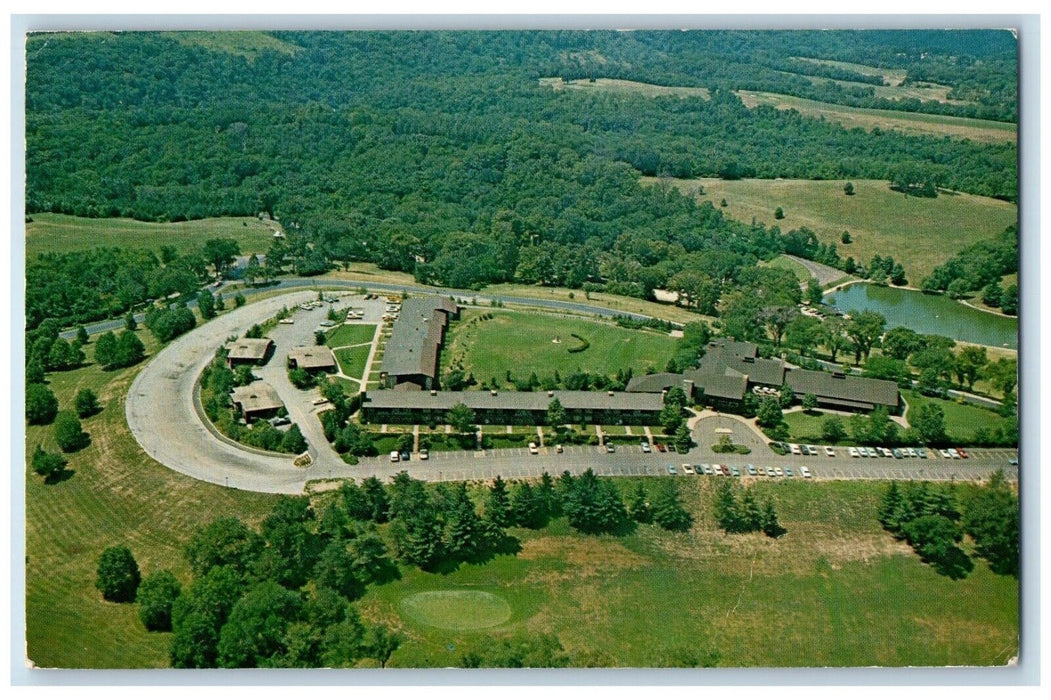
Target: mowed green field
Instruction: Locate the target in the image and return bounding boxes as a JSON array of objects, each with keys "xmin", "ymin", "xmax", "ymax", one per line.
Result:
[
  {"xmin": 25, "ymin": 213, "xmax": 278, "ymax": 258},
  {"xmin": 334, "ymin": 345, "xmax": 371, "ymax": 381},
  {"xmin": 735, "ymin": 90, "xmax": 1016, "ymax": 144},
  {"xmin": 441, "ymin": 309, "xmax": 679, "ymax": 382},
  {"xmin": 361, "ymin": 478, "xmax": 1017, "ymax": 668},
  {"xmin": 24, "ymin": 328, "xmax": 279, "ymax": 668},
  {"xmin": 325, "ymin": 323, "xmax": 377, "ymax": 349},
  {"xmin": 903, "ymin": 391, "xmax": 1015, "ymax": 440},
  {"xmin": 648, "ymin": 177, "xmax": 1017, "ymax": 283}
]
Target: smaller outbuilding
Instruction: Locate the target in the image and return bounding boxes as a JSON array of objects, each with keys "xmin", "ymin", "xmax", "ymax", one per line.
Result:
[
  {"xmin": 224, "ymin": 338, "xmax": 274, "ymax": 367},
  {"xmin": 231, "ymin": 381, "xmax": 284, "ymax": 421},
  {"xmin": 287, "ymin": 346, "xmax": 337, "ymax": 373}
]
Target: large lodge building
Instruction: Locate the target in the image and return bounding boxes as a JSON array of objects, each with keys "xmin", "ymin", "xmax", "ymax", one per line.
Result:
[{"xmin": 362, "ymin": 298, "xmax": 901, "ymax": 426}]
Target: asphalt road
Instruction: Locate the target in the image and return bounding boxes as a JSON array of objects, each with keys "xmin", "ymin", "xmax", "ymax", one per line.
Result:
[
  {"xmin": 62, "ymin": 276, "xmax": 655, "ymax": 340},
  {"xmin": 125, "ymin": 290, "xmax": 1019, "ymax": 495}
]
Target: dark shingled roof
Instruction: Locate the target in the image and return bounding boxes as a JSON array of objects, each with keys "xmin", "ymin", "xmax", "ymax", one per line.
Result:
[
  {"xmin": 625, "ymin": 373, "xmax": 683, "ymax": 393},
  {"xmin": 684, "ymin": 366, "xmax": 749, "ymax": 401},
  {"xmin": 700, "ymin": 340, "xmax": 786, "ymax": 386},
  {"xmin": 225, "ymin": 338, "xmax": 273, "ymax": 362},
  {"xmin": 380, "ymin": 296, "xmax": 457, "ymax": 380},
  {"xmin": 784, "ymin": 368, "xmax": 900, "ymax": 409},
  {"xmin": 363, "ymin": 390, "xmax": 665, "ymax": 413},
  {"xmin": 231, "ymin": 381, "xmax": 283, "ymax": 415},
  {"xmin": 288, "ymin": 346, "xmax": 337, "ymax": 370}
]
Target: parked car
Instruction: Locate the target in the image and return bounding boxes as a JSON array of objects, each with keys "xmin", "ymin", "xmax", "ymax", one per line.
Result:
[
  {"xmin": 667, "ymin": 465, "xmax": 677, "ymax": 475},
  {"xmin": 419, "ymin": 449, "xmax": 429, "ymax": 460},
  {"xmin": 555, "ymin": 444, "xmax": 564, "ymax": 454},
  {"xmin": 784, "ymin": 467, "xmax": 794, "ymax": 477},
  {"xmin": 957, "ymin": 448, "xmax": 969, "ymax": 459},
  {"xmin": 731, "ymin": 466, "xmax": 741, "ymax": 477},
  {"xmin": 400, "ymin": 450, "xmax": 410, "ymax": 462},
  {"xmin": 528, "ymin": 442, "xmax": 539, "ymax": 455},
  {"xmin": 1008, "ymin": 457, "xmax": 1019, "ymax": 466},
  {"xmin": 746, "ymin": 464, "xmax": 758, "ymax": 476},
  {"xmin": 806, "ymin": 445, "xmax": 819, "ymax": 456},
  {"xmin": 891, "ymin": 449, "xmax": 903, "ymax": 459},
  {"xmin": 800, "ymin": 466, "xmax": 812, "ymax": 479},
  {"xmin": 848, "ymin": 447, "xmax": 859, "ymax": 458},
  {"xmin": 789, "ymin": 444, "xmax": 802, "ymax": 455},
  {"xmin": 939, "ymin": 449, "xmax": 953, "ymax": 459},
  {"xmin": 773, "ymin": 467, "xmax": 784, "ymax": 477},
  {"xmin": 389, "ymin": 451, "xmax": 400, "ymax": 463},
  {"xmin": 641, "ymin": 442, "xmax": 652, "ymax": 453},
  {"xmin": 824, "ymin": 446, "xmax": 836, "ymax": 457},
  {"xmin": 917, "ymin": 448, "xmax": 928, "ymax": 459},
  {"xmin": 682, "ymin": 464, "xmax": 695, "ymax": 475},
  {"xmin": 605, "ymin": 443, "xmax": 616, "ymax": 454},
  {"xmin": 656, "ymin": 443, "xmax": 667, "ymax": 453},
  {"xmin": 947, "ymin": 448, "xmax": 961, "ymax": 459}
]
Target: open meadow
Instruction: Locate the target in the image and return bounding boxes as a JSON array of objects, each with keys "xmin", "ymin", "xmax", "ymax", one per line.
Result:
[
  {"xmin": 356, "ymin": 478, "xmax": 1017, "ymax": 668},
  {"xmin": 25, "ymin": 213, "xmax": 278, "ymax": 258},
  {"xmin": 440, "ymin": 309, "xmax": 679, "ymax": 384},
  {"xmin": 24, "ymin": 329, "xmax": 279, "ymax": 668},
  {"xmin": 646, "ymin": 177, "xmax": 1018, "ymax": 283},
  {"xmin": 735, "ymin": 90, "xmax": 1016, "ymax": 144}
]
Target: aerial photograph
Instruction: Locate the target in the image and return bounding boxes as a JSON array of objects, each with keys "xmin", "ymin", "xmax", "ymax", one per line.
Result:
[{"xmin": 20, "ymin": 26, "xmax": 1021, "ymax": 672}]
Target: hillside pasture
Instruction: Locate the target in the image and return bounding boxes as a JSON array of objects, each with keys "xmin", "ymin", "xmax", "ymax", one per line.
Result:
[
  {"xmin": 162, "ymin": 31, "xmax": 302, "ymax": 59},
  {"xmin": 647, "ymin": 177, "xmax": 1017, "ymax": 283},
  {"xmin": 541, "ymin": 77, "xmax": 711, "ymax": 99},
  {"xmin": 792, "ymin": 57, "xmax": 910, "ymax": 86},
  {"xmin": 25, "ymin": 213, "xmax": 278, "ymax": 258},
  {"xmin": 441, "ymin": 309, "xmax": 679, "ymax": 384},
  {"xmin": 735, "ymin": 90, "xmax": 1016, "ymax": 144}
]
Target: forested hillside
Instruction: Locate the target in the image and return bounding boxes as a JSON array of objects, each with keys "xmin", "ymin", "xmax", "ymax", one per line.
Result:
[{"xmin": 25, "ymin": 30, "xmax": 1018, "ymax": 320}]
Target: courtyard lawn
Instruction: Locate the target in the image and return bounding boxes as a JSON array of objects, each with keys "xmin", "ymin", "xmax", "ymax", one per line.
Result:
[
  {"xmin": 903, "ymin": 391, "xmax": 1015, "ymax": 443},
  {"xmin": 441, "ymin": 309, "xmax": 678, "ymax": 385},
  {"xmin": 334, "ymin": 345, "xmax": 371, "ymax": 381},
  {"xmin": 779, "ymin": 410, "xmax": 854, "ymax": 444},
  {"xmin": 325, "ymin": 323, "xmax": 376, "ymax": 349}
]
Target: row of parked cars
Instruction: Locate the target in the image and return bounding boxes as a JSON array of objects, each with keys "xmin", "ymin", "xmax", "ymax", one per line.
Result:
[
  {"xmin": 776, "ymin": 442, "xmax": 837, "ymax": 457},
  {"xmin": 670, "ymin": 463, "xmax": 812, "ymax": 479}
]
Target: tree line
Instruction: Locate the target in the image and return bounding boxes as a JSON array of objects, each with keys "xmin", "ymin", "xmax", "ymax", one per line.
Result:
[{"xmin": 878, "ymin": 471, "xmax": 1017, "ymax": 579}]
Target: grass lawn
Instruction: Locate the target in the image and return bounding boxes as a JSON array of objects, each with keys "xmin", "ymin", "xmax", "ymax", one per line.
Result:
[
  {"xmin": 360, "ymin": 477, "xmax": 1017, "ymax": 668},
  {"xmin": 334, "ymin": 345, "xmax": 372, "ymax": 381},
  {"xmin": 25, "ymin": 213, "xmax": 277, "ymax": 258},
  {"xmin": 780, "ymin": 410, "xmax": 853, "ymax": 444},
  {"xmin": 441, "ymin": 309, "xmax": 679, "ymax": 384},
  {"xmin": 24, "ymin": 329, "xmax": 279, "ymax": 669},
  {"xmin": 162, "ymin": 31, "xmax": 301, "ymax": 58},
  {"xmin": 735, "ymin": 90, "xmax": 1017, "ymax": 145},
  {"xmin": 765, "ymin": 254, "xmax": 812, "ymax": 283},
  {"xmin": 325, "ymin": 323, "xmax": 377, "ymax": 349},
  {"xmin": 647, "ymin": 177, "xmax": 1017, "ymax": 283},
  {"xmin": 903, "ymin": 391, "xmax": 1014, "ymax": 442}
]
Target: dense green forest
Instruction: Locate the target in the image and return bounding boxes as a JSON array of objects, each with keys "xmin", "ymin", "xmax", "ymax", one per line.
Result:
[{"xmin": 25, "ymin": 30, "xmax": 1018, "ymax": 324}]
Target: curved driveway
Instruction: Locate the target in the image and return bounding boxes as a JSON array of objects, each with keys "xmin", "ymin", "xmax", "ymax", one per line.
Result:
[{"xmin": 126, "ymin": 291, "xmax": 325, "ymax": 494}]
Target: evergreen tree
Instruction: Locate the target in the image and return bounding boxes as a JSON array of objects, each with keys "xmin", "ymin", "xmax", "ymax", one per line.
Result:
[
  {"xmin": 628, "ymin": 482, "xmax": 652, "ymax": 524},
  {"xmin": 651, "ymin": 481, "xmax": 693, "ymax": 532},
  {"xmin": 446, "ymin": 483, "xmax": 486, "ymax": 561},
  {"xmin": 713, "ymin": 481, "xmax": 743, "ymax": 533},
  {"xmin": 485, "ymin": 476, "xmax": 513, "ymax": 527},
  {"xmin": 760, "ymin": 498, "xmax": 786, "ymax": 538},
  {"xmin": 741, "ymin": 489, "xmax": 763, "ymax": 532},
  {"xmin": 75, "ymin": 387, "xmax": 102, "ymax": 418}
]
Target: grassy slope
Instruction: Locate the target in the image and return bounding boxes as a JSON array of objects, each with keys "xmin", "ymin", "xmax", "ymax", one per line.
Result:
[
  {"xmin": 735, "ymin": 90, "xmax": 1016, "ymax": 144},
  {"xmin": 903, "ymin": 391, "xmax": 1014, "ymax": 440},
  {"xmin": 441, "ymin": 309, "xmax": 679, "ymax": 383},
  {"xmin": 541, "ymin": 77, "xmax": 711, "ymax": 99},
  {"xmin": 162, "ymin": 31, "xmax": 301, "ymax": 59},
  {"xmin": 24, "ymin": 328, "xmax": 279, "ymax": 669},
  {"xmin": 764, "ymin": 254, "xmax": 811, "ymax": 283},
  {"xmin": 646, "ymin": 177, "xmax": 1017, "ymax": 283},
  {"xmin": 365, "ymin": 478, "xmax": 1017, "ymax": 668},
  {"xmin": 25, "ymin": 213, "xmax": 277, "ymax": 258}
]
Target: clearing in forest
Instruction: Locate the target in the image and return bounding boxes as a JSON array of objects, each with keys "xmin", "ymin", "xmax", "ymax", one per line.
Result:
[{"xmin": 646, "ymin": 177, "xmax": 1017, "ymax": 284}]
